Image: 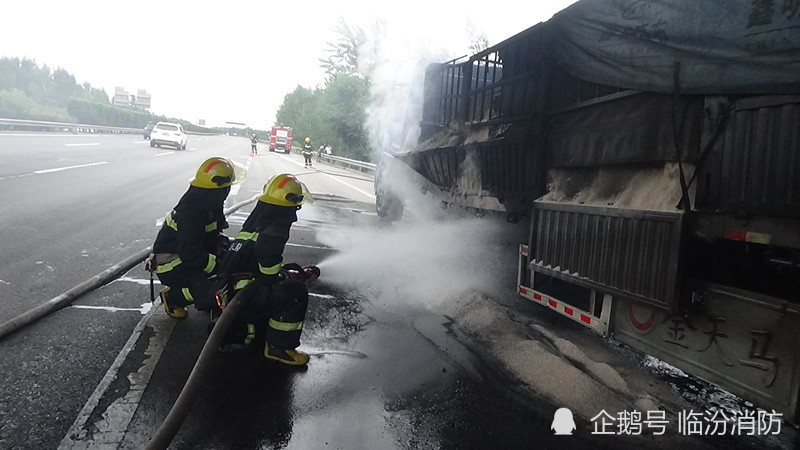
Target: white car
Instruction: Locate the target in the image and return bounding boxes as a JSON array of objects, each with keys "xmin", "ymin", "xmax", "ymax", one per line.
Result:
[{"xmin": 150, "ymin": 122, "xmax": 188, "ymax": 150}]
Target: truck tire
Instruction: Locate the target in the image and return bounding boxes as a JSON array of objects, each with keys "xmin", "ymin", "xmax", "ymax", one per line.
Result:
[{"xmin": 376, "ymin": 191, "xmax": 404, "ymax": 222}]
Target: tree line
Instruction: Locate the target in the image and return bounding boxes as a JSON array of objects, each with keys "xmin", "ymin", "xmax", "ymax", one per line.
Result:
[
  {"xmin": 2, "ymin": 19, "xmax": 483, "ymax": 162},
  {"xmin": 0, "ymin": 57, "xmax": 219, "ymax": 133},
  {"xmin": 275, "ymin": 19, "xmax": 372, "ymax": 162},
  {"xmin": 0, "ymin": 54, "xmax": 370, "ymax": 157}
]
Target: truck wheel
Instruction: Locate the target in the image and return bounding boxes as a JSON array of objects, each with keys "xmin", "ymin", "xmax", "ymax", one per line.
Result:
[
  {"xmin": 376, "ymin": 192, "xmax": 404, "ymax": 222},
  {"xmin": 150, "ymin": 141, "xmax": 155, "ymax": 148}
]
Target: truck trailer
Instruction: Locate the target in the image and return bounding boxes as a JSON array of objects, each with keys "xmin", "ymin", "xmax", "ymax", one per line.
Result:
[{"xmin": 378, "ymin": 0, "xmax": 800, "ymax": 419}]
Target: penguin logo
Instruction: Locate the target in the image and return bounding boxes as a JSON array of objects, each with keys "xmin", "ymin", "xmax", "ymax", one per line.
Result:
[{"xmin": 551, "ymin": 408, "xmax": 576, "ymax": 435}]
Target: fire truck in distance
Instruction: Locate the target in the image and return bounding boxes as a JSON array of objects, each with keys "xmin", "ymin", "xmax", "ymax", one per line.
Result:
[{"xmin": 269, "ymin": 124, "xmax": 293, "ymax": 153}]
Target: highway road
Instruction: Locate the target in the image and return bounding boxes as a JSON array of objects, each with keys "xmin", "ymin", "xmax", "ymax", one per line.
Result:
[
  {"xmin": 0, "ymin": 132, "xmax": 577, "ymax": 449},
  {"xmin": 1, "ymin": 132, "xmax": 787, "ymax": 450}
]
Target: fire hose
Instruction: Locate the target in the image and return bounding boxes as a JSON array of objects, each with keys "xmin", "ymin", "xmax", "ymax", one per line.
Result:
[
  {"xmin": 146, "ymin": 264, "xmax": 319, "ymax": 449},
  {"xmin": 0, "ymin": 195, "xmax": 259, "ymax": 341},
  {"xmin": 145, "ymin": 278, "xmax": 261, "ymax": 450}
]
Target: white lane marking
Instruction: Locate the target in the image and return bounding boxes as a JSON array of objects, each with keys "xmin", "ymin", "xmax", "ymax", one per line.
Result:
[
  {"xmin": 33, "ymin": 161, "xmax": 108, "ymax": 174},
  {"xmin": 277, "ymin": 154, "xmax": 375, "ymax": 200},
  {"xmin": 65, "ymin": 143, "xmax": 100, "ymax": 147},
  {"xmin": 286, "ymin": 242, "xmax": 332, "ymax": 250},
  {"xmin": 0, "ymin": 173, "xmax": 34, "ymax": 181},
  {"xmin": 114, "ymin": 276, "xmax": 159, "ymax": 286},
  {"xmin": 71, "ymin": 304, "xmax": 151, "ymax": 314},
  {"xmin": 0, "ymin": 133, "xmax": 99, "ymax": 137},
  {"xmin": 59, "ymin": 303, "xmax": 176, "ymax": 449},
  {"xmin": 154, "ymin": 151, "xmax": 173, "ymax": 157},
  {"xmin": 322, "ymin": 175, "xmax": 375, "ymax": 199}
]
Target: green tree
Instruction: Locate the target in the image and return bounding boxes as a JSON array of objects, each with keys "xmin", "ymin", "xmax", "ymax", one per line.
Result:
[
  {"xmin": 466, "ymin": 22, "xmax": 489, "ymax": 54},
  {"xmin": 274, "ymin": 19, "xmax": 374, "ymax": 161},
  {"xmin": 319, "ymin": 18, "xmax": 366, "ymax": 80},
  {"xmin": 319, "ymin": 73, "xmax": 370, "ymax": 160}
]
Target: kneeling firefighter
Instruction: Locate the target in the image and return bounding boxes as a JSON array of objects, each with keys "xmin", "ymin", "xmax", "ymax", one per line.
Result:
[
  {"xmin": 149, "ymin": 157, "xmax": 237, "ymax": 318},
  {"xmin": 214, "ymin": 173, "xmax": 319, "ymax": 366}
]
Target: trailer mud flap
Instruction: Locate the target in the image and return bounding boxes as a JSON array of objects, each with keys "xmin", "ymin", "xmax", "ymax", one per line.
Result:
[
  {"xmin": 527, "ymin": 201, "xmax": 682, "ymax": 311},
  {"xmin": 518, "ymin": 244, "xmax": 612, "ymax": 334},
  {"xmin": 612, "ymin": 281, "xmax": 800, "ymax": 421}
]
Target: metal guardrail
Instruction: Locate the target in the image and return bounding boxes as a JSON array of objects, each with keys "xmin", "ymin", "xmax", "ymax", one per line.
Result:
[
  {"xmin": 285, "ymin": 146, "xmax": 376, "ymax": 174},
  {"xmin": 0, "ymin": 117, "xmax": 142, "ymax": 134},
  {"xmin": 319, "ymin": 154, "xmax": 376, "ymax": 173},
  {"xmin": 0, "ymin": 118, "xmax": 221, "ymax": 136}
]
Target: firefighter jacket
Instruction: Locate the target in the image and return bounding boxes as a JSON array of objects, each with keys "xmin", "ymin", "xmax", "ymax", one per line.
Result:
[
  {"xmin": 218, "ymin": 202, "xmax": 297, "ymax": 288},
  {"xmin": 302, "ymin": 143, "xmax": 314, "ymax": 155},
  {"xmin": 152, "ymin": 186, "xmax": 230, "ymax": 276}
]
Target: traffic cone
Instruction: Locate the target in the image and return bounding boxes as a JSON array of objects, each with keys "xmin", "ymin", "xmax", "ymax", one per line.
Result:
[{"xmin": 249, "ymin": 150, "xmax": 254, "ymax": 157}]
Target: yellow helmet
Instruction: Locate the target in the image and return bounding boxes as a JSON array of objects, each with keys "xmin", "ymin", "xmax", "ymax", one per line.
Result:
[
  {"xmin": 304, "ymin": 137, "xmax": 311, "ymax": 143},
  {"xmin": 190, "ymin": 157, "xmax": 235, "ymax": 189},
  {"xmin": 259, "ymin": 173, "xmax": 313, "ymax": 206}
]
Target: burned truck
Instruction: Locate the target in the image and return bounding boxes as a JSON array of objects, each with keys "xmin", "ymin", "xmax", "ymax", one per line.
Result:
[{"xmin": 379, "ymin": 0, "xmax": 800, "ymax": 419}]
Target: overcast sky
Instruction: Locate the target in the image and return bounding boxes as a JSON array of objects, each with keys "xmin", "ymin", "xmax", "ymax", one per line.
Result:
[{"xmin": 2, "ymin": 0, "xmax": 577, "ymax": 128}]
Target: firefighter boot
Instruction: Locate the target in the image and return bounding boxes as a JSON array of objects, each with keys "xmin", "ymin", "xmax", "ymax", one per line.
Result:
[
  {"xmin": 160, "ymin": 287, "xmax": 187, "ymax": 319},
  {"xmin": 264, "ymin": 343, "xmax": 309, "ymax": 365}
]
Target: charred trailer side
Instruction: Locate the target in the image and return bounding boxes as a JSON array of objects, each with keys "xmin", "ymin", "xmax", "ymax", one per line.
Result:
[
  {"xmin": 396, "ymin": 0, "xmax": 800, "ymax": 421},
  {"xmin": 392, "ymin": 23, "xmax": 554, "ymax": 220},
  {"xmin": 525, "ymin": 1, "xmax": 800, "ymax": 421},
  {"xmin": 521, "ymin": 91, "xmax": 800, "ymax": 421}
]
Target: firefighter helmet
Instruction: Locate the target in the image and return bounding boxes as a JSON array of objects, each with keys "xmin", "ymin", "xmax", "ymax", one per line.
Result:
[
  {"xmin": 259, "ymin": 173, "xmax": 313, "ymax": 206},
  {"xmin": 190, "ymin": 157, "xmax": 235, "ymax": 189},
  {"xmin": 304, "ymin": 137, "xmax": 311, "ymax": 143}
]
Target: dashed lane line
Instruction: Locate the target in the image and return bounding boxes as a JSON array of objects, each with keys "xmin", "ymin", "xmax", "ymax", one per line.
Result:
[{"xmin": 33, "ymin": 161, "xmax": 108, "ymax": 174}]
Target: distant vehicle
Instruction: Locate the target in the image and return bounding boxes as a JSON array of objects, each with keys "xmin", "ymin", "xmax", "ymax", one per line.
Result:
[
  {"xmin": 269, "ymin": 124, "xmax": 292, "ymax": 153},
  {"xmin": 150, "ymin": 122, "xmax": 187, "ymax": 150},
  {"xmin": 143, "ymin": 122, "xmax": 155, "ymax": 140}
]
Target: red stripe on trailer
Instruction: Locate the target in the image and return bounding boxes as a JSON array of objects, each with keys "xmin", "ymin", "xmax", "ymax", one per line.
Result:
[
  {"xmin": 519, "ymin": 286, "xmax": 605, "ymax": 333},
  {"xmin": 724, "ymin": 230, "xmax": 747, "ymax": 241}
]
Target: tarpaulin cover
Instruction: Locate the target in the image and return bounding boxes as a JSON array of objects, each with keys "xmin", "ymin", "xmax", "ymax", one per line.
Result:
[{"xmin": 549, "ymin": 0, "xmax": 800, "ymax": 94}]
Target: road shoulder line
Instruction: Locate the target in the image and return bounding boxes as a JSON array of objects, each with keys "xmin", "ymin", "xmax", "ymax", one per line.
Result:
[{"xmin": 58, "ymin": 302, "xmax": 176, "ymax": 449}]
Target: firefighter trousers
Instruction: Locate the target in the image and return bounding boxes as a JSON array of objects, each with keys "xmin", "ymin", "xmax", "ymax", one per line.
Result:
[
  {"xmin": 156, "ymin": 268, "xmax": 219, "ymax": 311},
  {"xmin": 228, "ymin": 279, "xmax": 309, "ymax": 350}
]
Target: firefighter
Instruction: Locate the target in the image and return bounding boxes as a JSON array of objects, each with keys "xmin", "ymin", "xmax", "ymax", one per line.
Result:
[
  {"xmin": 215, "ymin": 173, "xmax": 318, "ymax": 365},
  {"xmin": 302, "ymin": 137, "xmax": 314, "ymax": 168},
  {"xmin": 150, "ymin": 157, "xmax": 236, "ymax": 318},
  {"xmin": 250, "ymin": 133, "xmax": 258, "ymax": 155}
]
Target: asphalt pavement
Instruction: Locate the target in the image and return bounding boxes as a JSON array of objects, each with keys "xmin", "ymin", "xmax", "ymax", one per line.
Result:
[{"xmin": 1, "ymin": 133, "xmax": 797, "ymax": 450}]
